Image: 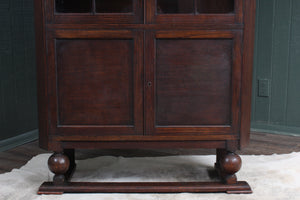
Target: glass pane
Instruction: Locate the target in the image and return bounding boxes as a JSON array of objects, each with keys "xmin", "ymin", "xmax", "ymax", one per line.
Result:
[
  {"xmin": 197, "ymin": 0, "xmax": 234, "ymax": 13},
  {"xmin": 95, "ymin": 0, "xmax": 133, "ymax": 13},
  {"xmin": 157, "ymin": 0, "xmax": 194, "ymax": 14},
  {"xmin": 55, "ymin": 0, "xmax": 92, "ymax": 13}
]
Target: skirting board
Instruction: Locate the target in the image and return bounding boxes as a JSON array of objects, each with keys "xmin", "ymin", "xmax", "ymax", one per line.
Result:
[
  {"xmin": 0, "ymin": 129, "xmax": 38, "ymax": 152},
  {"xmin": 251, "ymin": 122, "xmax": 300, "ymax": 136}
]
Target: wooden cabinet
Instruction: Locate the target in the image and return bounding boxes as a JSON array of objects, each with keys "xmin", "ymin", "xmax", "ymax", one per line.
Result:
[{"xmin": 35, "ymin": 0, "xmax": 256, "ymax": 194}]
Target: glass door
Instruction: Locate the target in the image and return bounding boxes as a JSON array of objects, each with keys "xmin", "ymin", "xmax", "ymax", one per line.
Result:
[
  {"xmin": 157, "ymin": 0, "xmax": 234, "ymax": 14},
  {"xmin": 46, "ymin": 0, "xmax": 143, "ymax": 24},
  {"xmin": 95, "ymin": 0, "xmax": 133, "ymax": 13},
  {"xmin": 55, "ymin": 0, "xmax": 134, "ymax": 13},
  {"xmin": 55, "ymin": 0, "xmax": 93, "ymax": 13},
  {"xmin": 147, "ymin": 0, "xmax": 242, "ymax": 24}
]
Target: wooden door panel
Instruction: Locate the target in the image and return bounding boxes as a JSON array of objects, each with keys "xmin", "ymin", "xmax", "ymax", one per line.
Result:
[
  {"xmin": 47, "ymin": 30, "xmax": 144, "ymax": 136},
  {"xmin": 57, "ymin": 39, "xmax": 134, "ymax": 126},
  {"xmin": 145, "ymin": 30, "xmax": 242, "ymax": 135},
  {"xmin": 156, "ymin": 39, "xmax": 232, "ymax": 126}
]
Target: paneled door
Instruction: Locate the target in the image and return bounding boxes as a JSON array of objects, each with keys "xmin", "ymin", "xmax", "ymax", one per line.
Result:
[
  {"xmin": 46, "ymin": 30, "xmax": 144, "ymax": 136},
  {"xmin": 145, "ymin": 30, "xmax": 243, "ymax": 135}
]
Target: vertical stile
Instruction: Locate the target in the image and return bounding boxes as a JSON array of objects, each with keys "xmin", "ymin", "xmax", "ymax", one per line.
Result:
[
  {"xmin": 194, "ymin": 0, "xmax": 198, "ymax": 14},
  {"xmin": 92, "ymin": 0, "xmax": 96, "ymax": 14}
]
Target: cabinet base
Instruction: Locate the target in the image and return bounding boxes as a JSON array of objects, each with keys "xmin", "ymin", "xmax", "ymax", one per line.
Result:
[{"xmin": 38, "ymin": 181, "xmax": 252, "ymax": 194}]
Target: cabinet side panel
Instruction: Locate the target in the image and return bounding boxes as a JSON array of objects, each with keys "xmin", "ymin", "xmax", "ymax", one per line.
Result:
[
  {"xmin": 240, "ymin": 0, "xmax": 256, "ymax": 148},
  {"xmin": 34, "ymin": 0, "xmax": 49, "ymax": 149}
]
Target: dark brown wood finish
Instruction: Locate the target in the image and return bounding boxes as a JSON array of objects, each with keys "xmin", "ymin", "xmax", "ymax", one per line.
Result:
[
  {"xmin": 46, "ymin": 22, "xmax": 244, "ymax": 30},
  {"xmin": 57, "ymin": 39, "xmax": 134, "ymax": 126},
  {"xmin": 215, "ymin": 149, "xmax": 242, "ymax": 184},
  {"xmin": 240, "ymin": 0, "xmax": 256, "ymax": 149},
  {"xmin": 145, "ymin": 30, "xmax": 243, "ymax": 135},
  {"xmin": 48, "ymin": 152, "xmax": 71, "ymax": 184},
  {"xmin": 46, "ymin": 30, "xmax": 144, "ymax": 136},
  {"xmin": 1, "ymin": 132, "xmax": 299, "ymax": 175},
  {"xmin": 61, "ymin": 141, "xmax": 227, "ymax": 150},
  {"xmin": 156, "ymin": 39, "xmax": 233, "ymax": 126},
  {"xmin": 34, "ymin": 0, "xmax": 256, "ymax": 194},
  {"xmin": 38, "ymin": 181, "xmax": 252, "ymax": 194},
  {"xmin": 34, "ymin": 0, "xmax": 49, "ymax": 149}
]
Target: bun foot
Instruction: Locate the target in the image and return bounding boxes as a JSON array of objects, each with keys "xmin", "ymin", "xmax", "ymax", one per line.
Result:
[
  {"xmin": 48, "ymin": 152, "xmax": 70, "ymax": 184},
  {"xmin": 215, "ymin": 149, "xmax": 242, "ymax": 184}
]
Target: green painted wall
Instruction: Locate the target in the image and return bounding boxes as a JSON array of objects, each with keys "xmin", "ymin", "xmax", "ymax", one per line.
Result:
[
  {"xmin": 0, "ymin": 0, "xmax": 299, "ymax": 147},
  {"xmin": 251, "ymin": 0, "xmax": 300, "ymax": 136},
  {"xmin": 0, "ymin": 0, "xmax": 37, "ymax": 141}
]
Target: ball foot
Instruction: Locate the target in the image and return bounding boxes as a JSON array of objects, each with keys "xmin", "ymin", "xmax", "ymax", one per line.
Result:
[
  {"xmin": 215, "ymin": 149, "xmax": 242, "ymax": 184},
  {"xmin": 48, "ymin": 152, "xmax": 70, "ymax": 184}
]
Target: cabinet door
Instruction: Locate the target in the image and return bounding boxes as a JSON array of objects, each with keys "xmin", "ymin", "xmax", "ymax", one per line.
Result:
[
  {"xmin": 145, "ymin": 31, "xmax": 242, "ymax": 135},
  {"xmin": 45, "ymin": 0, "xmax": 143, "ymax": 24},
  {"xmin": 47, "ymin": 30, "xmax": 143, "ymax": 136},
  {"xmin": 146, "ymin": 0, "xmax": 243, "ymax": 24}
]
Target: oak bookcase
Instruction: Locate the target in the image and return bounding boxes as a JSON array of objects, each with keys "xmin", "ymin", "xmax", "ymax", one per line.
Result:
[{"xmin": 35, "ymin": 0, "xmax": 256, "ymax": 194}]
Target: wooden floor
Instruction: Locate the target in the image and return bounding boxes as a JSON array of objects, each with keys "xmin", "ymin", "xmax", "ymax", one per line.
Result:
[{"xmin": 0, "ymin": 132, "xmax": 299, "ymax": 174}]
